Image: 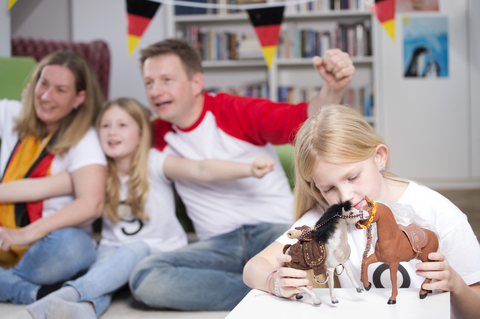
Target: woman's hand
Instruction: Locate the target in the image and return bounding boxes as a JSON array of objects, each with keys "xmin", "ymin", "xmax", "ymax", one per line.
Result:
[
  {"xmin": 0, "ymin": 227, "xmax": 33, "ymax": 251},
  {"xmin": 273, "ymin": 254, "xmax": 311, "ymax": 298},
  {"xmin": 415, "ymin": 252, "xmax": 462, "ymax": 293}
]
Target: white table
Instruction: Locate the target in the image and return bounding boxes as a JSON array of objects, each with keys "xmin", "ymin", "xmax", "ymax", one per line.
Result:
[{"xmin": 226, "ymin": 288, "xmax": 450, "ymax": 319}]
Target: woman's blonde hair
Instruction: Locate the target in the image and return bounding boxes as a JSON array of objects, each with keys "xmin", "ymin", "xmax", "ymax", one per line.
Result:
[
  {"xmin": 96, "ymin": 98, "xmax": 152, "ymax": 223},
  {"xmin": 293, "ymin": 104, "xmax": 390, "ymax": 221},
  {"xmin": 14, "ymin": 51, "xmax": 104, "ymax": 155}
]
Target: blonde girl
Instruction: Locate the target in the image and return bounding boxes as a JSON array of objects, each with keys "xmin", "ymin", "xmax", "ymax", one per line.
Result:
[
  {"xmin": 25, "ymin": 97, "xmax": 275, "ymax": 319},
  {"xmin": 243, "ymin": 104, "xmax": 480, "ymax": 319}
]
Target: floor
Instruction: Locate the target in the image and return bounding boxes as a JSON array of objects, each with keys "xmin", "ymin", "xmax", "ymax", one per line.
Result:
[{"xmin": 1, "ymin": 188, "xmax": 479, "ymax": 319}]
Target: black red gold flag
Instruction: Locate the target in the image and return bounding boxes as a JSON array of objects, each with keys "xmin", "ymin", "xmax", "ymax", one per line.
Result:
[
  {"xmin": 246, "ymin": 6, "xmax": 285, "ymax": 69},
  {"xmin": 126, "ymin": 0, "xmax": 161, "ymax": 56},
  {"xmin": 369, "ymin": 0, "xmax": 395, "ymax": 41}
]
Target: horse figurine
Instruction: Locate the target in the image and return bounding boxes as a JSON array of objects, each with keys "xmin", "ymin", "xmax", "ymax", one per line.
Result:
[
  {"xmin": 284, "ymin": 201, "xmax": 368, "ymax": 305},
  {"xmin": 356, "ymin": 196, "xmax": 439, "ymax": 304}
]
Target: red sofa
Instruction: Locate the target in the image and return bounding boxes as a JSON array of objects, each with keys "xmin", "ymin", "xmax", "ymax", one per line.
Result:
[{"xmin": 11, "ymin": 37, "xmax": 111, "ymax": 99}]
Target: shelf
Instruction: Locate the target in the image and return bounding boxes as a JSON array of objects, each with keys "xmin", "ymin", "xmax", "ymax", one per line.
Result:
[
  {"xmin": 277, "ymin": 56, "xmax": 373, "ymax": 66},
  {"xmin": 202, "ymin": 59, "xmax": 266, "ymax": 68},
  {"xmin": 174, "ymin": 10, "xmax": 371, "ymax": 24}
]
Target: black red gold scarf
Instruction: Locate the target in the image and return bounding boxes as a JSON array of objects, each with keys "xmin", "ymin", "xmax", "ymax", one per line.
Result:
[{"xmin": 0, "ymin": 131, "xmax": 57, "ymax": 268}]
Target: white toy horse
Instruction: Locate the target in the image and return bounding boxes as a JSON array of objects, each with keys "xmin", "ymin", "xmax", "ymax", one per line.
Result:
[{"xmin": 284, "ymin": 201, "xmax": 368, "ymax": 305}]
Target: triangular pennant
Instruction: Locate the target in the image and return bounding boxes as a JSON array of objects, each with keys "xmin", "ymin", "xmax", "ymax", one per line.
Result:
[
  {"xmin": 247, "ymin": 6, "xmax": 285, "ymax": 69},
  {"xmin": 126, "ymin": 0, "xmax": 161, "ymax": 56},
  {"xmin": 8, "ymin": 0, "xmax": 18, "ymax": 10},
  {"xmin": 369, "ymin": 0, "xmax": 395, "ymax": 41}
]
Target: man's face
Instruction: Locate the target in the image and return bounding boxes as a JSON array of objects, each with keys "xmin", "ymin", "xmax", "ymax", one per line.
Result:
[{"xmin": 142, "ymin": 54, "xmax": 197, "ymax": 127}]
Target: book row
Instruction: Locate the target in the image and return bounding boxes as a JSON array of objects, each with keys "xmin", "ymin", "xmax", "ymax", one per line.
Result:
[
  {"xmin": 177, "ymin": 19, "xmax": 372, "ymax": 61},
  {"xmin": 206, "ymin": 82, "xmax": 374, "ymax": 119},
  {"xmin": 175, "ymin": 0, "xmax": 366, "ymax": 15}
]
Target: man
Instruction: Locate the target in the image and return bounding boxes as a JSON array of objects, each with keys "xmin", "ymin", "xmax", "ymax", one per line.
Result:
[{"xmin": 129, "ymin": 38, "xmax": 355, "ymax": 310}]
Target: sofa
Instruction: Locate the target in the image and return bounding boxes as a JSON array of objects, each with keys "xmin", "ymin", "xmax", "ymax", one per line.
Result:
[{"xmin": 11, "ymin": 37, "xmax": 111, "ymax": 99}]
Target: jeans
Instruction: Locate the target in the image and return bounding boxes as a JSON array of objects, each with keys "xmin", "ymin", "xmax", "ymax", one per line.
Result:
[
  {"xmin": 67, "ymin": 241, "xmax": 150, "ymax": 318},
  {"xmin": 0, "ymin": 227, "xmax": 96, "ymax": 304},
  {"xmin": 129, "ymin": 223, "xmax": 289, "ymax": 311}
]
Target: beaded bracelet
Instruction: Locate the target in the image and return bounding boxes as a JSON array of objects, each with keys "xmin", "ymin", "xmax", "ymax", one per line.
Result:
[
  {"xmin": 265, "ymin": 270, "xmax": 277, "ymax": 295},
  {"xmin": 274, "ymin": 276, "xmax": 283, "ymax": 298}
]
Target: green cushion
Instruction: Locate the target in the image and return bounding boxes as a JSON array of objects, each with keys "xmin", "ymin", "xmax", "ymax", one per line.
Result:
[
  {"xmin": 274, "ymin": 143, "xmax": 295, "ymax": 190},
  {"xmin": 0, "ymin": 56, "xmax": 37, "ymax": 100}
]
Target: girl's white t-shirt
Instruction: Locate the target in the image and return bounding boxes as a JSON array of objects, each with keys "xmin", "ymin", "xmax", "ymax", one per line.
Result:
[
  {"xmin": 100, "ymin": 148, "xmax": 188, "ymax": 253},
  {"xmin": 276, "ymin": 181, "xmax": 480, "ymax": 290}
]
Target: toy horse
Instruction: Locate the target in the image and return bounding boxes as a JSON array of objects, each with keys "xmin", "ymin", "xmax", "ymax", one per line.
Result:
[
  {"xmin": 284, "ymin": 201, "xmax": 368, "ymax": 305},
  {"xmin": 356, "ymin": 197, "xmax": 439, "ymax": 304}
]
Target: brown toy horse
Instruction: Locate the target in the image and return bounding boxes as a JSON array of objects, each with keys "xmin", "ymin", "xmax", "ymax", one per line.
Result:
[{"xmin": 356, "ymin": 197, "xmax": 439, "ymax": 304}]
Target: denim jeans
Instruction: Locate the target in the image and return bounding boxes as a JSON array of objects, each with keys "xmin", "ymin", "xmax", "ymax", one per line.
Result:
[
  {"xmin": 0, "ymin": 227, "xmax": 96, "ymax": 304},
  {"xmin": 67, "ymin": 241, "xmax": 150, "ymax": 318},
  {"xmin": 129, "ymin": 223, "xmax": 289, "ymax": 311}
]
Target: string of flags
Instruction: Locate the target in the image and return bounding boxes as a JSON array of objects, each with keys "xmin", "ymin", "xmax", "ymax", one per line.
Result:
[{"xmin": 6, "ymin": 0, "xmax": 397, "ymax": 65}]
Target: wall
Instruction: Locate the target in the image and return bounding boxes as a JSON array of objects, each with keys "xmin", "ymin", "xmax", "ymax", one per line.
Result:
[
  {"xmin": 71, "ymin": 0, "xmax": 166, "ymax": 107},
  {"xmin": 11, "ymin": 0, "xmax": 71, "ymax": 41},
  {"xmin": 378, "ymin": 0, "xmax": 478, "ymax": 189},
  {"xmin": 0, "ymin": 0, "xmax": 11, "ymax": 57},
  {"xmin": 469, "ymin": 0, "xmax": 480, "ymax": 179}
]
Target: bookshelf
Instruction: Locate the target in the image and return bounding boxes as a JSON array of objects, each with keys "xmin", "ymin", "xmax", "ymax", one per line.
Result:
[{"xmin": 165, "ymin": 1, "xmax": 379, "ymax": 128}]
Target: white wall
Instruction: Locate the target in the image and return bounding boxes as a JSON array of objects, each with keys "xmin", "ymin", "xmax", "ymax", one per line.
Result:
[
  {"xmin": 10, "ymin": 0, "xmax": 70, "ymax": 41},
  {"xmin": 378, "ymin": 0, "xmax": 478, "ymax": 189},
  {"xmin": 71, "ymin": 0, "xmax": 166, "ymax": 107},
  {"xmin": 0, "ymin": 0, "xmax": 11, "ymax": 57},
  {"xmin": 469, "ymin": 0, "xmax": 480, "ymax": 179}
]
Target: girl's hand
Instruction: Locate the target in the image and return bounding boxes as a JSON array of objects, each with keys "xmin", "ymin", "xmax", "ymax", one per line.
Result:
[
  {"xmin": 273, "ymin": 254, "xmax": 312, "ymax": 298},
  {"xmin": 252, "ymin": 155, "xmax": 275, "ymax": 178},
  {"xmin": 415, "ymin": 252, "xmax": 463, "ymax": 293}
]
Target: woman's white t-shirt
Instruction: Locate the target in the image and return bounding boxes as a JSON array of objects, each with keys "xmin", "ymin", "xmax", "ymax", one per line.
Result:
[{"xmin": 0, "ymin": 99, "xmax": 107, "ymax": 219}]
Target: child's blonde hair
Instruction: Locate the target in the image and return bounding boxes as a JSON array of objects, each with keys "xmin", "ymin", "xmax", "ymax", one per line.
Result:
[
  {"xmin": 96, "ymin": 98, "xmax": 152, "ymax": 223},
  {"xmin": 15, "ymin": 51, "xmax": 104, "ymax": 155},
  {"xmin": 293, "ymin": 104, "xmax": 390, "ymax": 221}
]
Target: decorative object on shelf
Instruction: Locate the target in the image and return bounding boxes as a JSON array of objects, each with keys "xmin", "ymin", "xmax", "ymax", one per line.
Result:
[
  {"xmin": 283, "ymin": 201, "xmax": 367, "ymax": 305},
  {"xmin": 246, "ymin": 5, "xmax": 285, "ymax": 69},
  {"xmin": 356, "ymin": 197, "xmax": 439, "ymax": 304},
  {"xmin": 126, "ymin": 0, "xmax": 162, "ymax": 56},
  {"xmin": 368, "ymin": 0, "xmax": 395, "ymax": 41}
]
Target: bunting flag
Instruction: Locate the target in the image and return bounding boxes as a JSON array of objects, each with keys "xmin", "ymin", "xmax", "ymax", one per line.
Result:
[
  {"xmin": 126, "ymin": 0, "xmax": 161, "ymax": 56},
  {"xmin": 369, "ymin": 0, "xmax": 395, "ymax": 41},
  {"xmin": 246, "ymin": 6, "xmax": 285, "ymax": 69},
  {"xmin": 8, "ymin": 0, "xmax": 18, "ymax": 10}
]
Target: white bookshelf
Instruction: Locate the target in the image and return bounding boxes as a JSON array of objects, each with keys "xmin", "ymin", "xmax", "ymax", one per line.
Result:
[{"xmin": 165, "ymin": 3, "xmax": 380, "ymax": 129}]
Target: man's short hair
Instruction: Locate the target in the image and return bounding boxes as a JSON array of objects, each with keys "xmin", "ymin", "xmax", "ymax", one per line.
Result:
[{"xmin": 140, "ymin": 38, "xmax": 203, "ymax": 78}]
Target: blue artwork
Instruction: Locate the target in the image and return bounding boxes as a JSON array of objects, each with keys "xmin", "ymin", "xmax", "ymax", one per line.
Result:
[{"xmin": 403, "ymin": 16, "xmax": 448, "ymax": 78}]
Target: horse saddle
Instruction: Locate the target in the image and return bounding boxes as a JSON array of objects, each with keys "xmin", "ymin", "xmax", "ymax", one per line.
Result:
[
  {"xmin": 284, "ymin": 233, "xmax": 327, "ymax": 276},
  {"xmin": 398, "ymin": 224, "xmax": 428, "ymax": 255}
]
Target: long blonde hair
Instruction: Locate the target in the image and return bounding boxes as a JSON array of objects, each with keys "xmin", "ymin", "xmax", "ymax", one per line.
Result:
[
  {"xmin": 293, "ymin": 104, "xmax": 390, "ymax": 221},
  {"xmin": 14, "ymin": 51, "xmax": 104, "ymax": 155},
  {"xmin": 96, "ymin": 98, "xmax": 152, "ymax": 223}
]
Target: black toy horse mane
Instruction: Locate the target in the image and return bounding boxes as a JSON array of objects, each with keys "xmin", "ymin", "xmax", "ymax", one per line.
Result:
[{"xmin": 314, "ymin": 201, "xmax": 352, "ymax": 243}]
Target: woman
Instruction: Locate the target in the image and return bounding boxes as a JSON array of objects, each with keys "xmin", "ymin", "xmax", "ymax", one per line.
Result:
[{"xmin": 0, "ymin": 51, "xmax": 106, "ymax": 304}]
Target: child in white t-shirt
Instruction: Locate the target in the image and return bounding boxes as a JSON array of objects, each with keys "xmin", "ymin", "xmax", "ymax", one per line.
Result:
[
  {"xmin": 243, "ymin": 104, "xmax": 480, "ymax": 319},
  {"xmin": 16, "ymin": 97, "xmax": 275, "ymax": 319}
]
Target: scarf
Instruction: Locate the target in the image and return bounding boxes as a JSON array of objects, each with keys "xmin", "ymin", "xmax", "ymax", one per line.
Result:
[{"xmin": 0, "ymin": 131, "xmax": 57, "ymax": 268}]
